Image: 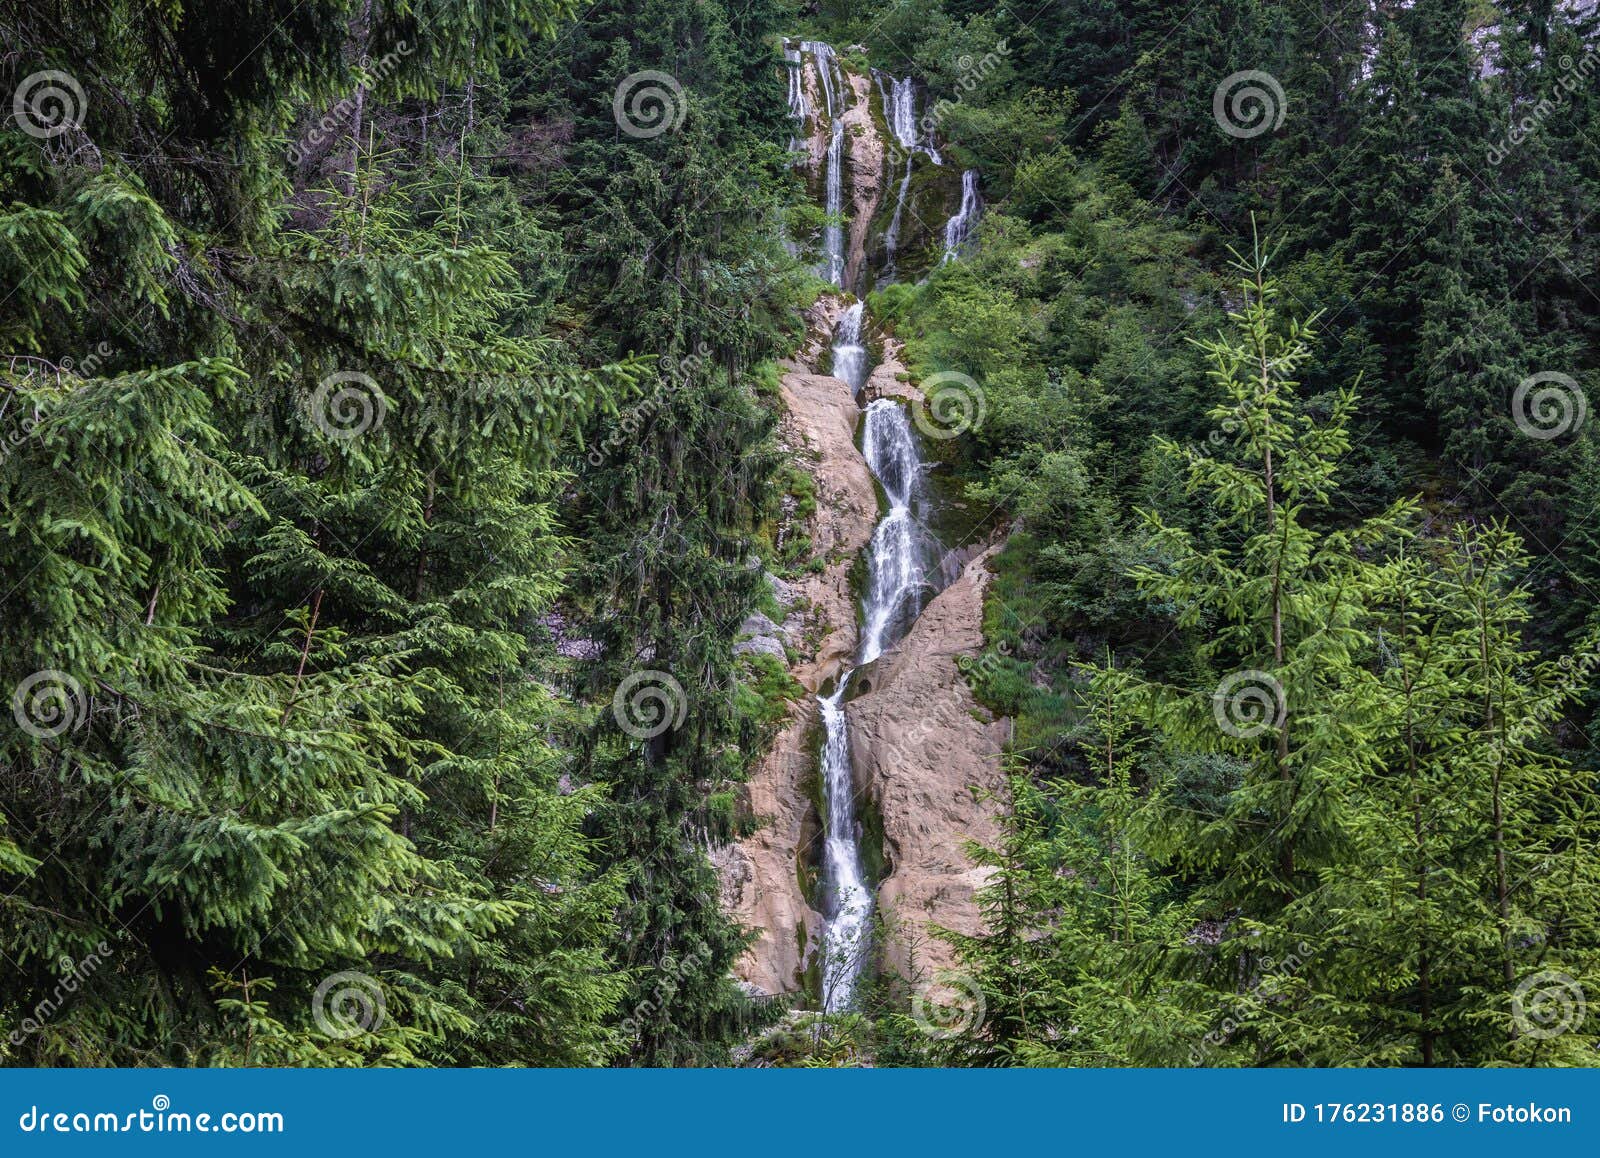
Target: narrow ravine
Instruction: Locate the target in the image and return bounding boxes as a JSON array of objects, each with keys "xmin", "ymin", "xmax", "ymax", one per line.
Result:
[
  {"xmin": 799, "ymin": 40, "xmax": 962, "ymax": 1011},
  {"xmin": 720, "ymin": 39, "xmax": 998, "ymax": 1008},
  {"xmin": 818, "ymin": 331, "xmax": 947, "ymax": 1010}
]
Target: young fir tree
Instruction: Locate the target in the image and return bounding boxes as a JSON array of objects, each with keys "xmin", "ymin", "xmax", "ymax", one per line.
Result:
[
  {"xmin": 938, "ymin": 664, "xmax": 1208, "ymax": 1067},
  {"xmin": 1301, "ymin": 528, "xmax": 1600, "ymax": 1066},
  {"xmin": 1124, "ymin": 238, "xmax": 1412, "ymax": 1063},
  {"xmin": 1, "ymin": 0, "xmax": 633, "ymax": 1066}
]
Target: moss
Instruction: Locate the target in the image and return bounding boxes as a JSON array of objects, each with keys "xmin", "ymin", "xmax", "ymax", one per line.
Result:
[
  {"xmin": 795, "ymin": 712, "xmax": 826, "ymax": 912},
  {"xmin": 856, "ymin": 788, "xmax": 890, "ymax": 886},
  {"xmin": 776, "ymin": 460, "xmax": 818, "ymax": 522},
  {"xmin": 860, "ymin": 152, "xmax": 964, "ymax": 292},
  {"xmin": 795, "ymin": 920, "xmax": 823, "ymax": 1008}
]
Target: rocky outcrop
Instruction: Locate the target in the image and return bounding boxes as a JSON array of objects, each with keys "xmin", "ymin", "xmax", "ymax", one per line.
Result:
[
  {"xmin": 721, "ymin": 301, "xmax": 877, "ymax": 996},
  {"xmin": 718, "ymin": 700, "xmax": 825, "ymax": 996},
  {"xmin": 862, "ymin": 331, "xmax": 917, "ymax": 406},
  {"xmin": 846, "ymin": 544, "xmax": 1008, "ymax": 983},
  {"xmin": 774, "ymin": 315, "xmax": 878, "ymax": 692},
  {"xmin": 796, "ymin": 49, "xmax": 886, "ymax": 295},
  {"xmin": 838, "ymin": 70, "xmax": 886, "ymax": 294}
]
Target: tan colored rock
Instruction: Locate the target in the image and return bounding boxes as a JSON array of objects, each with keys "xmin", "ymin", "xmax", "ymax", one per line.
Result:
[
  {"xmin": 722, "ymin": 46, "xmax": 1004, "ymax": 1001},
  {"xmin": 838, "ymin": 70, "xmax": 886, "ymax": 293},
  {"xmin": 777, "ymin": 370, "xmax": 876, "ymax": 693},
  {"xmin": 723, "ymin": 313, "xmax": 878, "ymax": 995},
  {"xmin": 846, "ymin": 545, "xmax": 1009, "ymax": 983},
  {"xmin": 796, "ymin": 50, "xmax": 886, "ymax": 295},
  {"xmin": 862, "ymin": 331, "xmax": 919, "ymax": 405},
  {"xmin": 718, "ymin": 701, "xmax": 824, "ymax": 996}
]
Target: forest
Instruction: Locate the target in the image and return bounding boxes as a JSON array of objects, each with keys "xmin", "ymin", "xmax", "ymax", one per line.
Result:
[{"xmin": 2, "ymin": 0, "xmax": 1599, "ymax": 1069}]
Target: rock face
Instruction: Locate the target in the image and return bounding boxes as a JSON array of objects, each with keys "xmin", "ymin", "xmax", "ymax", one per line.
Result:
[
  {"xmin": 719, "ymin": 699, "xmax": 825, "ymax": 995},
  {"xmin": 721, "ymin": 302, "xmax": 876, "ymax": 996},
  {"xmin": 862, "ymin": 331, "xmax": 917, "ymax": 406},
  {"xmin": 838, "ymin": 69, "xmax": 886, "ymax": 294},
  {"xmin": 846, "ymin": 545, "xmax": 1008, "ymax": 983},
  {"xmin": 775, "ymin": 335, "xmax": 878, "ymax": 692},
  {"xmin": 796, "ymin": 47, "xmax": 886, "ymax": 296},
  {"xmin": 720, "ymin": 43, "xmax": 1005, "ymax": 1001}
]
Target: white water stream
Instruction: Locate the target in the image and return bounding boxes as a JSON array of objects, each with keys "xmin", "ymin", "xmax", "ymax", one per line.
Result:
[
  {"xmin": 830, "ymin": 302, "xmax": 867, "ymax": 393},
  {"xmin": 942, "ymin": 169, "xmax": 981, "ymax": 262},
  {"xmin": 804, "ymin": 41, "xmax": 848, "ymax": 287},
  {"xmin": 792, "ymin": 40, "xmax": 974, "ymax": 1013}
]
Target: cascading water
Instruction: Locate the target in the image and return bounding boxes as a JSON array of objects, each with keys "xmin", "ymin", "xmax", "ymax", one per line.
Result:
[
  {"xmin": 881, "ymin": 156, "xmax": 915, "ymax": 281},
  {"xmin": 941, "ymin": 169, "xmax": 981, "ymax": 262},
  {"xmin": 818, "ymin": 338, "xmax": 945, "ymax": 1013},
  {"xmin": 856, "ymin": 400, "xmax": 936, "ymax": 663},
  {"xmin": 817, "ymin": 682, "xmax": 869, "ymax": 1011},
  {"xmin": 794, "ymin": 41, "xmax": 971, "ymax": 1014},
  {"xmin": 876, "ymin": 72, "xmax": 942, "ymax": 282},
  {"xmin": 803, "ymin": 41, "xmax": 848, "ymax": 287},
  {"xmin": 831, "ymin": 303, "xmax": 868, "ymax": 394},
  {"xmin": 785, "ymin": 43, "xmax": 810, "ymax": 124},
  {"xmin": 784, "ymin": 42, "xmax": 810, "ymax": 165}
]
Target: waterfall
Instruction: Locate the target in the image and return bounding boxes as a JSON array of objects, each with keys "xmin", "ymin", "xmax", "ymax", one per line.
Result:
[
  {"xmin": 818, "ymin": 680, "xmax": 870, "ymax": 1011},
  {"xmin": 785, "ymin": 43, "xmax": 809, "ymax": 125},
  {"xmin": 817, "ymin": 338, "xmax": 944, "ymax": 1012},
  {"xmin": 831, "ymin": 303, "xmax": 867, "ymax": 393},
  {"xmin": 875, "ymin": 71, "xmax": 942, "ymax": 283},
  {"xmin": 887, "ymin": 75, "xmax": 917, "ymax": 150},
  {"xmin": 802, "ymin": 41, "xmax": 848, "ymax": 286},
  {"xmin": 857, "ymin": 400, "xmax": 936, "ymax": 664},
  {"xmin": 794, "ymin": 42, "xmax": 967, "ymax": 1014},
  {"xmin": 942, "ymin": 169, "xmax": 981, "ymax": 262}
]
